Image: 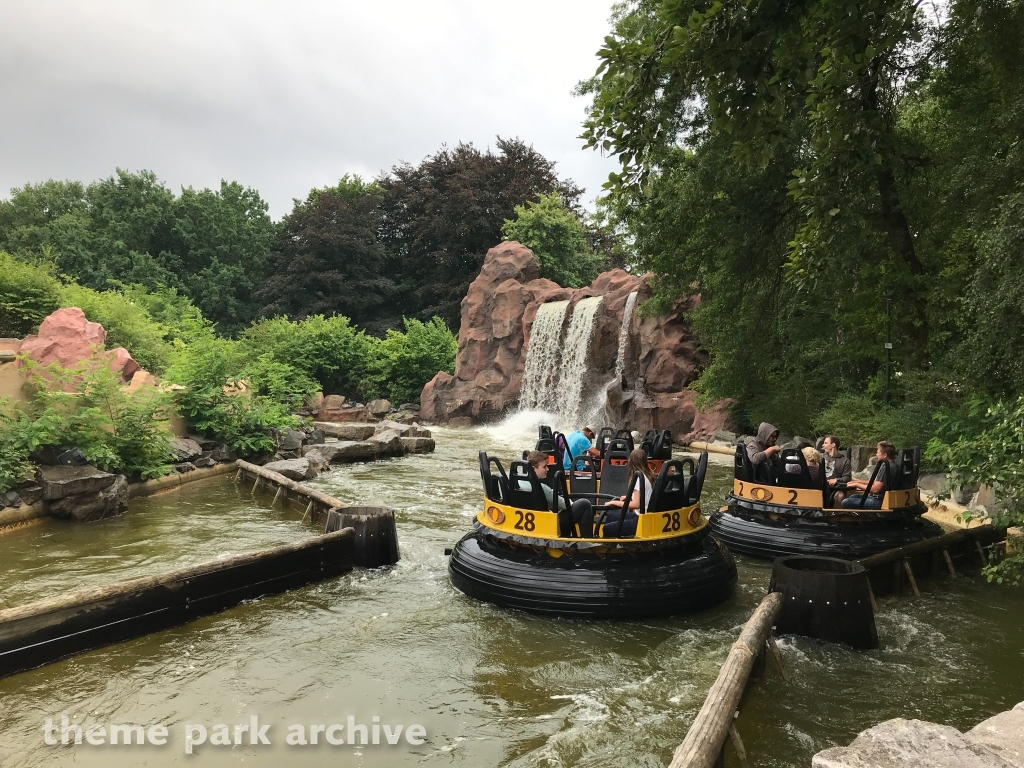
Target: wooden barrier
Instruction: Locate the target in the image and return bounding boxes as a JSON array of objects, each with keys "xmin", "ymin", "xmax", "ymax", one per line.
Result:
[
  {"xmin": 0, "ymin": 528, "xmax": 354, "ymax": 679},
  {"xmin": 325, "ymin": 507, "xmax": 400, "ymax": 567},
  {"xmin": 669, "ymin": 592, "xmax": 784, "ymax": 768},
  {"xmin": 858, "ymin": 525, "xmax": 1003, "ymax": 597},
  {"xmin": 236, "ymin": 460, "xmax": 347, "ymax": 524}
]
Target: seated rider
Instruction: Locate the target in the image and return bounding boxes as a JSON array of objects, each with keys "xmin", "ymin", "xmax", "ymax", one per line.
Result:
[
  {"xmin": 821, "ymin": 435, "xmax": 852, "ymax": 505},
  {"xmin": 525, "ymin": 451, "xmax": 594, "ymax": 537},
  {"xmin": 601, "ymin": 448, "xmax": 654, "ymax": 537},
  {"xmin": 746, "ymin": 423, "xmax": 781, "ymax": 480},
  {"xmin": 802, "ymin": 446, "xmax": 821, "ymax": 484},
  {"xmin": 841, "ymin": 441, "xmax": 895, "ymax": 510},
  {"xmin": 562, "ymin": 425, "xmax": 600, "ymax": 470}
]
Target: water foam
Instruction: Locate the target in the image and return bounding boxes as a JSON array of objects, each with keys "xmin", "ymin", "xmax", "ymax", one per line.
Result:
[
  {"xmin": 519, "ymin": 300, "xmax": 569, "ymax": 414},
  {"xmin": 555, "ymin": 296, "xmax": 604, "ymax": 427}
]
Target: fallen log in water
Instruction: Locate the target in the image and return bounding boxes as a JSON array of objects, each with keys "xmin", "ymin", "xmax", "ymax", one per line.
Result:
[
  {"xmin": 0, "ymin": 528, "xmax": 354, "ymax": 679},
  {"xmin": 236, "ymin": 459, "xmax": 347, "ymax": 523},
  {"xmin": 669, "ymin": 591, "xmax": 784, "ymax": 768}
]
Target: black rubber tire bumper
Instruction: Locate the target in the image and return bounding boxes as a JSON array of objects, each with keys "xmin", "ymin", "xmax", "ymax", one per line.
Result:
[
  {"xmin": 448, "ymin": 529, "xmax": 736, "ymax": 620},
  {"xmin": 708, "ymin": 509, "xmax": 944, "ymax": 561}
]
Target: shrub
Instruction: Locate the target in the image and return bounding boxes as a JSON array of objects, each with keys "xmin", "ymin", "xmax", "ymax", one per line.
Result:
[
  {"xmin": 813, "ymin": 394, "xmax": 939, "ymax": 452},
  {"xmin": 370, "ymin": 317, "xmax": 457, "ymax": 405},
  {"xmin": 0, "ymin": 251, "xmax": 62, "ymax": 338},
  {"xmin": 60, "ymin": 283, "xmax": 172, "ymax": 373}
]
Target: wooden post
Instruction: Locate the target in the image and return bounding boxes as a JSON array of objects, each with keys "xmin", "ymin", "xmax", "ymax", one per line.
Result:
[
  {"xmin": 251, "ymin": 477, "xmax": 260, "ymax": 494},
  {"xmin": 668, "ymin": 592, "xmax": 783, "ymax": 768},
  {"xmin": 902, "ymin": 560, "xmax": 921, "ymax": 597},
  {"xmin": 728, "ymin": 717, "xmax": 752, "ymax": 768},
  {"xmin": 766, "ymin": 635, "xmax": 790, "ymax": 682},
  {"xmin": 866, "ymin": 578, "xmax": 879, "ymax": 613},
  {"xmin": 271, "ymin": 487, "xmax": 283, "ymax": 508},
  {"xmin": 976, "ymin": 540, "xmax": 988, "ymax": 568},
  {"xmin": 942, "ymin": 548, "xmax": 957, "ymax": 577},
  {"xmin": 302, "ymin": 502, "xmax": 313, "ymax": 523},
  {"xmin": 235, "ymin": 469, "xmax": 242, "ymax": 482}
]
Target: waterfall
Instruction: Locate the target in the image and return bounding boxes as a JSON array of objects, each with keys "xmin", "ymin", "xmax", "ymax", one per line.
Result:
[
  {"xmin": 614, "ymin": 291, "xmax": 638, "ymax": 379},
  {"xmin": 555, "ymin": 296, "xmax": 604, "ymax": 427},
  {"xmin": 519, "ymin": 300, "xmax": 569, "ymax": 413}
]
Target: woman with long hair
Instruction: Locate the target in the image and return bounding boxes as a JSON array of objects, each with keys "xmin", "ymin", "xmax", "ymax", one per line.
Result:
[{"xmin": 602, "ymin": 448, "xmax": 655, "ymax": 537}]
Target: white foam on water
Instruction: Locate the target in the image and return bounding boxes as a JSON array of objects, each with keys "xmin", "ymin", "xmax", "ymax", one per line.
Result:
[
  {"xmin": 519, "ymin": 300, "xmax": 570, "ymax": 414},
  {"xmin": 479, "ymin": 409, "xmax": 558, "ymax": 447}
]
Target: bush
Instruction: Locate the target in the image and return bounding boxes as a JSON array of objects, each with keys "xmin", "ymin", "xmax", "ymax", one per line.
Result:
[
  {"xmin": 59, "ymin": 283, "xmax": 172, "ymax": 373},
  {"xmin": 0, "ymin": 251, "xmax": 62, "ymax": 338},
  {"xmin": 168, "ymin": 336, "xmax": 304, "ymax": 456},
  {"xmin": 369, "ymin": 317, "xmax": 457, "ymax": 405},
  {"xmin": 0, "ymin": 358, "xmax": 177, "ymax": 491},
  {"xmin": 813, "ymin": 394, "xmax": 939, "ymax": 453},
  {"xmin": 238, "ymin": 314, "xmax": 378, "ymax": 397}
]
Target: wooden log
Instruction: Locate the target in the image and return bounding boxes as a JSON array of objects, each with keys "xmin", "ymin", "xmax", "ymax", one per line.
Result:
[
  {"xmin": 858, "ymin": 529, "xmax": 975, "ymax": 570},
  {"xmin": 237, "ymin": 460, "xmax": 347, "ymax": 511},
  {"xmin": 668, "ymin": 592, "xmax": 783, "ymax": 768},
  {"xmin": 943, "ymin": 548, "xmax": 957, "ymax": 577},
  {"xmin": 0, "ymin": 529, "xmax": 355, "ymax": 679},
  {"xmin": 902, "ymin": 560, "xmax": 921, "ymax": 597},
  {"xmin": 766, "ymin": 635, "xmax": 790, "ymax": 682},
  {"xmin": 271, "ymin": 486, "xmax": 283, "ymax": 508},
  {"xmin": 325, "ymin": 506, "xmax": 400, "ymax": 567}
]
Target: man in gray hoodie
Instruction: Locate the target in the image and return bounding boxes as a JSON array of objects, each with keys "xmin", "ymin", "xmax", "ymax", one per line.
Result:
[{"xmin": 746, "ymin": 422, "xmax": 781, "ymax": 480}]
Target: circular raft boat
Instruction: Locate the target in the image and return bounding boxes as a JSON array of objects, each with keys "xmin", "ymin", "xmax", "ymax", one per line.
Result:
[
  {"xmin": 709, "ymin": 444, "xmax": 942, "ymax": 561},
  {"xmin": 448, "ymin": 448, "xmax": 736, "ymax": 620}
]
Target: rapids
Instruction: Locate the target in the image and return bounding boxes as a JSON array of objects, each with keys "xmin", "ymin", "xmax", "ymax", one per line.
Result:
[{"xmin": 0, "ymin": 420, "xmax": 1021, "ymax": 767}]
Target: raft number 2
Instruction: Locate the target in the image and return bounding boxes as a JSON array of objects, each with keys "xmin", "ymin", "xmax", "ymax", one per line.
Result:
[
  {"xmin": 738, "ymin": 483, "xmax": 798, "ymax": 505},
  {"xmin": 514, "ymin": 511, "xmax": 536, "ymax": 532}
]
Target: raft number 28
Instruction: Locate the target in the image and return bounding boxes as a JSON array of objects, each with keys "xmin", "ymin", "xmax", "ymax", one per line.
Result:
[
  {"xmin": 661, "ymin": 512, "xmax": 682, "ymax": 532},
  {"xmin": 513, "ymin": 511, "xmax": 536, "ymax": 532}
]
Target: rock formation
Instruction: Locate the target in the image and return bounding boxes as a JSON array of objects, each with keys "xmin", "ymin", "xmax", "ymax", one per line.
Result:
[
  {"xmin": 19, "ymin": 307, "xmax": 140, "ymax": 382},
  {"xmin": 420, "ymin": 241, "xmax": 728, "ymax": 438}
]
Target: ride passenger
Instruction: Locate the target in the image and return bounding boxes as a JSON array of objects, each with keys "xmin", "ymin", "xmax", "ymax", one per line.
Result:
[
  {"xmin": 821, "ymin": 435, "xmax": 852, "ymax": 506},
  {"xmin": 802, "ymin": 446, "xmax": 821, "ymax": 484},
  {"xmin": 841, "ymin": 441, "xmax": 895, "ymax": 509},
  {"xmin": 562, "ymin": 425, "xmax": 600, "ymax": 470},
  {"xmin": 746, "ymin": 422, "xmax": 781, "ymax": 480},
  {"xmin": 602, "ymin": 448, "xmax": 655, "ymax": 537},
  {"xmin": 526, "ymin": 451, "xmax": 594, "ymax": 537}
]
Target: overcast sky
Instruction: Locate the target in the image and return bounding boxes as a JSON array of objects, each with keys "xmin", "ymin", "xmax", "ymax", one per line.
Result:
[{"xmin": 0, "ymin": 1, "xmax": 621, "ymax": 218}]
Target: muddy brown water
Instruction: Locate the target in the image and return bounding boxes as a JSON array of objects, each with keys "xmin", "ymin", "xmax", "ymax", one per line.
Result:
[{"xmin": 0, "ymin": 420, "xmax": 1021, "ymax": 767}]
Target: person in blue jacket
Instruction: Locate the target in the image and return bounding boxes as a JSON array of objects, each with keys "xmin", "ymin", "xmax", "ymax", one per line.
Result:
[{"xmin": 563, "ymin": 425, "xmax": 599, "ymax": 469}]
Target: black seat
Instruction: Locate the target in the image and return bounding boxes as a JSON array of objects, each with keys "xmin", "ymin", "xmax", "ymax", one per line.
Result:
[
  {"xmin": 640, "ymin": 429, "xmax": 658, "ymax": 458},
  {"xmin": 600, "ymin": 438, "xmax": 632, "ymax": 498},
  {"xmin": 648, "ymin": 460, "xmax": 689, "ymax": 512},
  {"xmin": 890, "ymin": 447, "xmax": 919, "ymax": 490},
  {"xmin": 570, "ymin": 455, "xmax": 600, "ymax": 497},
  {"xmin": 538, "ymin": 425, "xmax": 554, "ymax": 442},
  {"xmin": 685, "ymin": 451, "xmax": 708, "ymax": 505},
  {"xmin": 595, "ymin": 427, "xmax": 615, "ymax": 455},
  {"xmin": 778, "ymin": 448, "xmax": 814, "ymax": 489},
  {"xmin": 614, "ymin": 429, "xmax": 635, "ymax": 452},
  {"xmin": 535, "ymin": 438, "xmax": 557, "ymax": 459},
  {"xmin": 553, "ymin": 432, "xmax": 570, "ymax": 467},
  {"xmin": 506, "ymin": 461, "xmax": 551, "ymax": 512},
  {"xmin": 652, "ymin": 430, "xmax": 673, "ymax": 460},
  {"xmin": 734, "ymin": 443, "xmax": 754, "ymax": 482},
  {"xmin": 478, "ymin": 451, "xmax": 508, "ymax": 503}
]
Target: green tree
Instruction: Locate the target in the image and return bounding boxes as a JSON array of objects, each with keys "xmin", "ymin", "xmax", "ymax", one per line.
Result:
[
  {"xmin": 368, "ymin": 317, "xmax": 457, "ymax": 405},
  {"xmin": 502, "ymin": 193, "xmax": 603, "ymax": 287},
  {"xmin": 0, "ymin": 251, "xmax": 62, "ymax": 337}
]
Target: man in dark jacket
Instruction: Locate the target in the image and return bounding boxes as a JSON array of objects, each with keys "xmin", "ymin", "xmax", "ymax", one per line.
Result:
[
  {"xmin": 821, "ymin": 435, "xmax": 852, "ymax": 506},
  {"xmin": 745, "ymin": 423, "xmax": 781, "ymax": 481}
]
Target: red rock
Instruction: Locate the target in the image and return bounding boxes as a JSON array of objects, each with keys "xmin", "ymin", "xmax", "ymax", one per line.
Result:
[
  {"xmin": 682, "ymin": 399, "xmax": 740, "ymax": 444},
  {"xmin": 19, "ymin": 307, "xmax": 141, "ymax": 382},
  {"xmin": 418, "ymin": 241, "xmax": 708, "ymax": 431}
]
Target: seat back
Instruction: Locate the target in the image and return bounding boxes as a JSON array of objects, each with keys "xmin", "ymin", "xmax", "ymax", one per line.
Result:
[
  {"xmin": 686, "ymin": 451, "xmax": 709, "ymax": 504},
  {"xmin": 506, "ymin": 461, "xmax": 551, "ymax": 511},
  {"xmin": 652, "ymin": 429, "xmax": 673, "ymax": 460},
  {"xmin": 478, "ymin": 451, "xmax": 508, "ymax": 503},
  {"xmin": 595, "ymin": 427, "xmax": 615, "ymax": 455},
  {"xmin": 553, "ymin": 432, "xmax": 571, "ymax": 467},
  {"xmin": 570, "ymin": 455, "xmax": 599, "ymax": 496},
  {"xmin": 734, "ymin": 443, "xmax": 754, "ymax": 482},
  {"xmin": 890, "ymin": 447, "xmax": 920, "ymax": 490},
  {"xmin": 614, "ymin": 429, "xmax": 635, "ymax": 452},
  {"xmin": 535, "ymin": 437, "xmax": 557, "ymax": 464},
  {"xmin": 538, "ymin": 425, "xmax": 554, "ymax": 442},
  {"xmin": 778, "ymin": 448, "xmax": 814, "ymax": 489},
  {"xmin": 648, "ymin": 460, "xmax": 688, "ymax": 512}
]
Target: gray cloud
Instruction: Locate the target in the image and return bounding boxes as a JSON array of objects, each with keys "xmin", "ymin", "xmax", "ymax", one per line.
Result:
[{"xmin": 0, "ymin": 1, "xmax": 619, "ymax": 217}]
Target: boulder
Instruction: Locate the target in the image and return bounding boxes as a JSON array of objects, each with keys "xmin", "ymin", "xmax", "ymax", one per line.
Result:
[
  {"xmin": 967, "ymin": 709, "xmax": 1024, "ymax": 767},
  {"xmin": 813, "ymin": 718, "xmax": 1014, "ymax": 768},
  {"xmin": 15, "ymin": 484, "xmax": 42, "ymax": 506},
  {"xmin": 175, "ymin": 462, "xmax": 196, "ymax": 473},
  {"xmin": 305, "ymin": 451, "xmax": 330, "ymax": 475},
  {"xmin": 19, "ymin": 307, "xmax": 141, "ymax": 382},
  {"xmin": 375, "ymin": 419, "xmax": 413, "ymax": 436},
  {"xmin": 170, "ymin": 438, "xmax": 203, "ymax": 462},
  {"xmin": 49, "ymin": 474, "xmax": 129, "ymax": 522},
  {"xmin": 278, "ymin": 429, "xmax": 306, "ymax": 452},
  {"xmin": 323, "ymin": 394, "xmax": 347, "ymax": 409},
  {"xmin": 401, "ymin": 437, "xmax": 435, "ymax": 454},
  {"xmin": 37, "ymin": 465, "xmax": 117, "ymax": 500},
  {"xmin": 306, "ymin": 428, "xmax": 325, "ymax": 445},
  {"xmin": 194, "ymin": 457, "xmax": 216, "ymax": 468},
  {"xmin": 366, "ymin": 399, "xmax": 392, "ymax": 417},
  {"xmin": 1, "ymin": 491, "xmax": 22, "ymax": 508},
  {"xmin": 314, "ymin": 422, "xmax": 376, "ymax": 441},
  {"xmin": 305, "ymin": 441, "xmax": 379, "ymax": 463},
  {"xmin": 186, "ymin": 434, "xmax": 220, "ymax": 451},
  {"xmin": 319, "ymin": 405, "xmax": 371, "ymax": 422},
  {"xmin": 262, "ymin": 458, "xmax": 320, "ymax": 481},
  {"xmin": 210, "ymin": 444, "xmax": 235, "ymax": 463},
  {"xmin": 367, "ymin": 429, "xmax": 405, "ymax": 458}
]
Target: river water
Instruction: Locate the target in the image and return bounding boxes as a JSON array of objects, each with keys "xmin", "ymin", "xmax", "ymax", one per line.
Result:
[{"xmin": 1, "ymin": 418, "xmax": 1022, "ymax": 767}]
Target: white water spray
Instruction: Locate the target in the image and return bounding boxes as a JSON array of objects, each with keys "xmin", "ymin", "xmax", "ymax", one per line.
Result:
[
  {"xmin": 519, "ymin": 300, "xmax": 569, "ymax": 412},
  {"xmin": 614, "ymin": 291, "xmax": 638, "ymax": 379},
  {"xmin": 555, "ymin": 296, "xmax": 604, "ymax": 427}
]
